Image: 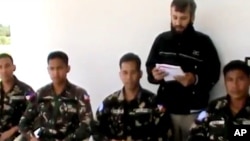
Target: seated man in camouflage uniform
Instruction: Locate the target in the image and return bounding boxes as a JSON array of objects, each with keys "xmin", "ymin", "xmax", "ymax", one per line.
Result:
[
  {"xmin": 19, "ymin": 51, "xmax": 93, "ymax": 141},
  {"xmin": 93, "ymin": 53, "xmax": 171, "ymax": 141},
  {"xmin": 188, "ymin": 60, "xmax": 250, "ymax": 141},
  {"xmin": 0, "ymin": 53, "xmax": 34, "ymax": 141}
]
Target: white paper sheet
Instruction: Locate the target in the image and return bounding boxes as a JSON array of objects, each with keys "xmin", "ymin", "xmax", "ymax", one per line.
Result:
[{"xmin": 156, "ymin": 63, "xmax": 185, "ymax": 81}]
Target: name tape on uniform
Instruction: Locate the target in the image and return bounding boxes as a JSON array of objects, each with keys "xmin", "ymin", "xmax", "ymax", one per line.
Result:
[{"xmin": 230, "ymin": 125, "xmax": 250, "ymax": 141}]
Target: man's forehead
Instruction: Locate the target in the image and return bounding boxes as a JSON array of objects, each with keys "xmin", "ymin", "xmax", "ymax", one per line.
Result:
[
  {"xmin": 120, "ymin": 63, "xmax": 138, "ymax": 71},
  {"xmin": 171, "ymin": 5, "xmax": 190, "ymax": 14},
  {"xmin": 226, "ymin": 69, "xmax": 247, "ymax": 76},
  {"xmin": 48, "ymin": 63, "xmax": 66, "ymax": 68},
  {"xmin": 0, "ymin": 57, "xmax": 13, "ymax": 64},
  {"xmin": 48, "ymin": 59, "xmax": 67, "ymax": 66}
]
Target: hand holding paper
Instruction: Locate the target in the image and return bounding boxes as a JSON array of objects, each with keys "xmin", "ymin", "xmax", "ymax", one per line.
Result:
[
  {"xmin": 174, "ymin": 72, "xmax": 196, "ymax": 87},
  {"xmin": 155, "ymin": 64, "xmax": 184, "ymax": 82},
  {"xmin": 152, "ymin": 67, "xmax": 168, "ymax": 81}
]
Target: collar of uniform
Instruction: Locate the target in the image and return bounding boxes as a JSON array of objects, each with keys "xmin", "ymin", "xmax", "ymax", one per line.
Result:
[
  {"xmin": 13, "ymin": 75, "xmax": 21, "ymax": 87},
  {"xmin": 118, "ymin": 86, "xmax": 142, "ymax": 102},
  {"xmin": 0, "ymin": 75, "xmax": 20, "ymax": 93},
  {"xmin": 226, "ymin": 94, "xmax": 250, "ymax": 113},
  {"xmin": 242, "ymin": 94, "xmax": 250, "ymax": 113},
  {"xmin": 244, "ymin": 95, "xmax": 250, "ymax": 113},
  {"xmin": 49, "ymin": 80, "xmax": 72, "ymax": 96}
]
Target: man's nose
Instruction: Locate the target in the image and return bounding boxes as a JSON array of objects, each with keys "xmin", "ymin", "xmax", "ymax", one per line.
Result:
[
  {"xmin": 231, "ymin": 80, "xmax": 238, "ymax": 89},
  {"xmin": 175, "ymin": 19, "xmax": 181, "ymax": 25},
  {"xmin": 127, "ymin": 74, "xmax": 133, "ymax": 81},
  {"xmin": 52, "ymin": 70, "xmax": 59, "ymax": 76}
]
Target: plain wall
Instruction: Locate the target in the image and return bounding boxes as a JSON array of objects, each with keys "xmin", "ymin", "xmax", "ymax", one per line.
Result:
[{"xmin": 1, "ymin": 0, "xmax": 250, "ymax": 112}]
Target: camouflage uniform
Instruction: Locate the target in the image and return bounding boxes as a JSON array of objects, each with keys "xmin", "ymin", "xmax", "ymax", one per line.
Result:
[
  {"xmin": 187, "ymin": 95, "xmax": 250, "ymax": 141},
  {"xmin": 19, "ymin": 81, "xmax": 93, "ymax": 141},
  {"xmin": 93, "ymin": 87, "xmax": 171, "ymax": 141},
  {"xmin": 0, "ymin": 76, "xmax": 34, "ymax": 140}
]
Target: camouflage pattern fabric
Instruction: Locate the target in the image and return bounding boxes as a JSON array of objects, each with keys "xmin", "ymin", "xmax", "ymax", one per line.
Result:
[
  {"xmin": 188, "ymin": 96, "xmax": 250, "ymax": 141},
  {"xmin": 0, "ymin": 76, "xmax": 34, "ymax": 140},
  {"xmin": 19, "ymin": 81, "xmax": 93, "ymax": 141},
  {"xmin": 93, "ymin": 88, "xmax": 171, "ymax": 141}
]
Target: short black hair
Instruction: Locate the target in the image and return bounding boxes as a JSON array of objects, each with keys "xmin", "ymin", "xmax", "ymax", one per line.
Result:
[
  {"xmin": 0, "ymin": 53, "xmax": 13, "ymax": 63},
  {"xmin": 119, "ymin": 52, "xmax": 141, "ymax": 71},
  {"xmin": 223, "ymin": 60, "xmax": 250, "ymax": 76},
  {"xmin": 171, "ymin": 0, "xmax": 197, "ymax": 16},
  {"xmin": 47, "ymin": 51, "xmax": 68, "ymax": 65}
]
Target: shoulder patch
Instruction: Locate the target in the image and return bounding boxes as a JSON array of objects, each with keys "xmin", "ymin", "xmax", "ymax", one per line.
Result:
[
  {"xmin": 196, "ymin": 111, "xmax": 208, "ymax": 122},
  {"xmin": 106, "ymin": 90, "xmax": 120, "ymax": 101},
  {"xmin": 83, "ymin": 93, "xmax": 90, "ymax": 101},
  {"xmin": 157, "ymin": 104, "xmax": 166, "ymax": 112},
  {"xmin": 25, "ymin": 91, "xmax": 36, "ymax": 101}
]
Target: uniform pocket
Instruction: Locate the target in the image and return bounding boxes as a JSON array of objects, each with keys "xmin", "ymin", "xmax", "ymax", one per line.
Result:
[
  {"xmin": 59, "ymin": 99, "xmax": 78, "ymax": 119},
  {"xmin": 131, "ymin": 108, "xmax": 153, "ymax": 126},
  {"xmin": 208, "ymin": 118, "xmax": 226, "ymax": 138}
]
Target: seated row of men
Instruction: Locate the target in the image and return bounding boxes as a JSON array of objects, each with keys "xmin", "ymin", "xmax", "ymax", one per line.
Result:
[
  {"xmin": 0, "ymin": 51, "xmax": 250, "ymax": 141},
  {"xmin": 0, "ymin": 0, "xmax": 225, "ymax": 140}
]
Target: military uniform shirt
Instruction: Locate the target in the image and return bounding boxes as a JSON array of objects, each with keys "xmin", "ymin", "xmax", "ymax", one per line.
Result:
[
  {"xmin": 0, "ymin": 76, "xmax": 33, "ymax": 137},
  {"xmin": 93, "ymin": 87, "xmax": 171, "ymax": 141},
  {"xmin": 19, "ymin": 81, "xmax": 93, "ymax": 141},
  {"xmin": 188, "ymin": 95, "xmax": 250, "ymax": 141}
]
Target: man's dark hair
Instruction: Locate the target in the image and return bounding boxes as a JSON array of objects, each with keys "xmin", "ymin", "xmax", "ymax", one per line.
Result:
[
  {"xmin": 0, "ymin": 53, "xmax": 13, "ymax": 63},
  {"xmin": 171, "ymin": 0, "xmax": 197, "ymax": 16},
  {"xmin": 119, "ymin": 52, "xmax": 141, "ymax": 71},
  {"xmin": 223, "ymin": 60, "xmax": 250, "ymax": 77},
  {"xmin": 47, "ymin": 51, "xmax": 68, "ymax": 65}
]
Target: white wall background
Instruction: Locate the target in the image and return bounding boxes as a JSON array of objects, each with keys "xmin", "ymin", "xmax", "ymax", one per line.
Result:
[{"xmin": 1, "ymin": 0, "xmax": 250, "ymax": 112}]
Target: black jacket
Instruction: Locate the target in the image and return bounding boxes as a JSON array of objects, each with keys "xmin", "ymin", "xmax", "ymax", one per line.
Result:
[{"xmin": 146, "ymin": 24, "xmax": 221, "ymax": 114}]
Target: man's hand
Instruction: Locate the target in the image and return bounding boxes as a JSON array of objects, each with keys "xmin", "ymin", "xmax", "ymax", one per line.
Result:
[
  {"xmin": 0, "ymin": 127, "xmax": 17, "ymax": 141},
  {"xmin": 152, "ymin": 67, "xmax": 168, "ymax": 81},
  {"xmin": 30, "ymin": 136, "xmax": 39, "ymax": 141},
  {"xmin": 174, "ymin": 72, "xmax": 196, "ymax": 87}
]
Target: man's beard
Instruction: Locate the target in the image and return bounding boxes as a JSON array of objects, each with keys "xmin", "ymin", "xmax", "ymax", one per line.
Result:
[
  {"xmin": 171, "ymin": 24, "xmax": 186, "ymax": 34},
  {"xmin": 171, "ymin": 21, "xmax": 193, "ymax": 35}
]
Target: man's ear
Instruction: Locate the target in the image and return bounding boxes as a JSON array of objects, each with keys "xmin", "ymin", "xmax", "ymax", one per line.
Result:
[
  {"xmin": 248, "ymin": 77, "xmax": 250, "ymax": 86},
  {"xmin": 67, "ymin": 65, "xmax": 71, "ymax": 73},
  {"xmin": 139, "ymin": 70, "xmax": 143, "ymax": 78},
  {"xmin": 13, "ymin": 64, "xmax": 16, "ymax": 72},
  {"xmin": 47, "ymin": 66, "xmax": 50, "ymax": 73},
  {"xmin": 191, "ymin": 14, "xmax": 195, "ymax": 23},
  {"xmin": 119, "ymin": 70, "xmax": 122, "ymax": 78}
]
